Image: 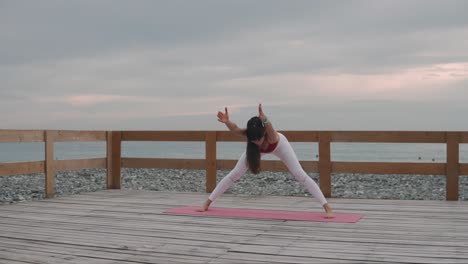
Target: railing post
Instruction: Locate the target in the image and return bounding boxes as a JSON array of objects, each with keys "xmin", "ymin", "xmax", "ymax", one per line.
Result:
[
  {"xmin": 109, "ymin": 131, "xmax": 121, "ymax": 189},
  {"xmin": 319, "ymin": 131, "xmax": 332, "ymax": 198},
  {"xmin": 205, "ymin": 131, "xmax": 217, "ymax": 193},
  {"xmin": 446, "ymin": 132, "xmax": 459, "ymax": 201},
  {"xmin": 45, "ymin": 130, "xmax": 56, "ymax": 198},
  {"xmin": 106, "ymin": 131, "xmax": 113, "ymax": 189}
]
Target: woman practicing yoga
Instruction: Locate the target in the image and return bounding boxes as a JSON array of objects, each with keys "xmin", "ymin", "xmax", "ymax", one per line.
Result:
[{"xmin": 198, "ymin": 104, "xmax": 334, "ymax": 218}]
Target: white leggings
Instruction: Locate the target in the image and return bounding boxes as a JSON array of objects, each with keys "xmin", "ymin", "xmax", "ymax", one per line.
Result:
[{"xmin": 209, "ymin": 133, "xmax": 328, "ymax": 206}]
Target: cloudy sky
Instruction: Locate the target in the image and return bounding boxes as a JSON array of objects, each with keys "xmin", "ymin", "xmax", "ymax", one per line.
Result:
[{"xmin": 1, "ymin": 0, "xmax": 468, "ymax": 131}]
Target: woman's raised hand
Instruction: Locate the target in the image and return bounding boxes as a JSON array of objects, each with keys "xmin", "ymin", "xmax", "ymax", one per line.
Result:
[
  {"xmin": 258, "ymin": 103, "xmax": 266, "ymax": 120},
  {"xmin": 217, "ymin": 107, "xmax": 229, "ymax": 123}
]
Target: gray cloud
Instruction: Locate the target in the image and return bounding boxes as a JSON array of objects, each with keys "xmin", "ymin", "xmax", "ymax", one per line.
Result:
[
  {"xmin": 3, "ymin": 0, "xmax": 467, "ymax": 65},
  {"xmin": 1, "ymin": 0, "xmax": 468, "ymax": 130}
]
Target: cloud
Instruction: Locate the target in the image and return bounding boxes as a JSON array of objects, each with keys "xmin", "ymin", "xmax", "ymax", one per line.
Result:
[
  {"xmin": 33, "ymin": 95, "xmax": 149, "ymax": 107},
  {"xmin": 218, "ymin": 63, "xmax": 468, "ymax": 104},
  {"xmin": 1, "ymin": 1, "xmax": 468, "ymax": 130}
]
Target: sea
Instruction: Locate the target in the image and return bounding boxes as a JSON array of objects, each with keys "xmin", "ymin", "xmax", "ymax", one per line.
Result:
[{"xmin": 1, "ymin": 141, "xmax": 468, "ymax": 164}]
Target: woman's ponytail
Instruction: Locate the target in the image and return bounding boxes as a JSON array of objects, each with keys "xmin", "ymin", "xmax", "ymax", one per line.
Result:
[{"xmin": 246, "ymin": 141, "xmax": 261, "ymax": 174}]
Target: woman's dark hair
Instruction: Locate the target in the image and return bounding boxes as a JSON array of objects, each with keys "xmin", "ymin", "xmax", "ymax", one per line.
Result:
[{"xmin": 244, "ymin": 116, "xmax": 265, "ymax": 174}]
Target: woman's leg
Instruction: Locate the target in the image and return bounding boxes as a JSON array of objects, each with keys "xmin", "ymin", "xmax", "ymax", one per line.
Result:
[
  {"xmin": 272, "ymin": 133, "xmax": 328, "ymax": 206},
  {"xmin": 208, "ymin": 151, "xmax": 249, "ymax": 202}
]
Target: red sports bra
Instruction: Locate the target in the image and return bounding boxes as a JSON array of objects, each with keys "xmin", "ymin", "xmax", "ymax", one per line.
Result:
[{"xmin": 261, "ymin": 141, "xmax": 279, "ymax": 153}]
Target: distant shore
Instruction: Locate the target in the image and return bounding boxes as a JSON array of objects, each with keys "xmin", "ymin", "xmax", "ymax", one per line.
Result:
[{"xmin": 1, "ymin": 168, "xmax": 466, "ymax": 204}]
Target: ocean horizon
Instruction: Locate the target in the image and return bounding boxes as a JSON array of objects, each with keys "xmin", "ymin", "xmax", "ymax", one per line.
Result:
[{"xmin": 1, "ymin": 141, "xmax": 467, "ymax": 164}]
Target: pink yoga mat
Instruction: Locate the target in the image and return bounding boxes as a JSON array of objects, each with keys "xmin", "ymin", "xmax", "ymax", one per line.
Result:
[{"xmin": 163, "ymin": 206, "xmax": 363, "ymax": 223}]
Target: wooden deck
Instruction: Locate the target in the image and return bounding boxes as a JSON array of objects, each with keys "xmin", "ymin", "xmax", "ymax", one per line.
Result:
[{"xmin": 0, "ymin": 190, "xmax": 467, "ymax": 264}]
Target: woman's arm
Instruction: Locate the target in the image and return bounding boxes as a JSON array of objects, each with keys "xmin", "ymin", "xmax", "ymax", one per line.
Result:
[
  {"xmin": 258, "ymin": 104, "xmax": 279, "ymax": 143},
  {"xmin": 218, "ymin": 107, "xmax": 245, "ymax": 136}
]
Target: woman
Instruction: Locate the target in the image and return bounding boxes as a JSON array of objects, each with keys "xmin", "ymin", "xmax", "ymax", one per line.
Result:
[{"xmin": 198, "ymin": 104, "xmax": 334, "ymax": 218}]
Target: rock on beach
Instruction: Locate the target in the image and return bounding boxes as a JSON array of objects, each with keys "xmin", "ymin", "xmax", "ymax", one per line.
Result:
[{"xmin": 1, "ymin": 168, "xmax": 466, "ymax": 204}]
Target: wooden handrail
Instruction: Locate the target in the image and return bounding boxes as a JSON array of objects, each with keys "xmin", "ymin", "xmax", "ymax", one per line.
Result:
[{"xmin": 0, "ymin": 129, "xmax": 466, "ymax": 200}]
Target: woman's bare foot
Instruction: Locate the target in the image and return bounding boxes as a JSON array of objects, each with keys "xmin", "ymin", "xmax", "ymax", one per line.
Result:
[
  {"xmin": 323, "ymin": 203, "xmax": 334, "ymax": 218},
  {"xmin": 196, "ymin": 199, "xmax": 212, "ymax": 212}
]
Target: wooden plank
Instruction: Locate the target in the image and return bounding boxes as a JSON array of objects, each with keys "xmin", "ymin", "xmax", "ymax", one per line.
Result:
[
  {"xmin": 45, "ymin": 130, "xmax": 56, "ymax": 198},
  {"xmin": 217, "ymin": 160, "xmax": 318, "ymax": 172},
  {"xmin": 121, "ymin": 131, "xmax": 206, "ymax": 141},
  {"xmin": 0, "ymin": 129, "xmax": 45, "ymax": 142},
  {"xmin": 0, "ymin": 130, "xmax": 456, "ymax": 144},
  {"xmin": 106, "ymin": 131, "xmax": 113, "ymax": 189},
  {"xmin": 331, "ymin": 131, "xmax": 446, "ymax": 143},
  {"xmin": 319, "ymin": 131, "xmax": 332, "ymax": 197},
  {"xmin": 55, "ymin": 158, "xmax": 106, "ymax": 171},
  {"xmin": 460, "ymin": 132, "xmax": 468, "ymax": 143},
  {"xmin": 0, "ymin": 238, "xmax": 215, "ymax": 264},
  {"xmin": 121, "ymin": 158, "xmax": 205, "ymax": 169},
  {"xmin": 205, "ymin": 131, "xmax": 217, "ymax": 193},
  {"xmin": 332, "ymin": 162, "xmax": 446, "ymax": 175},
  {"xmin": 1, "ymin": 190, "xmax": 468, "ymax": 264},
  {"xmin": 446, "ymin": 132, "xmax": 460, "ymax": 201},
  {"xmin": 0, "ymin": 257, "xmax": 38, "ymax": 264},
  {"xmin": 216, "ymin": 131, "xmax": 319, "ymax": 142},
  {"xmin": 0, "ymin": 161, "xmax": 44, "ymax": 176},
  {"xmin": 55, "ymin": 130, "xmax": 106, "ymax": 142},
  {"xmin": 216, "ymin": 131, "xmax": 245, "ymax": 142},
  {"xmin": 461, "ymin": 164, "xmax": 468, "ymax": 176},
  {"xmin": 110, "ymin": 131, "xmax": 121, "ymax": 189},
  {"xmin": 4, "ymin": 196, "xmax": 468, "ymax": 223}
]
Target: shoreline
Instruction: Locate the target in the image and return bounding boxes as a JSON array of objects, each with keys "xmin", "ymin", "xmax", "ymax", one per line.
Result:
[{"xmin": 1, "ymin": 168, "xmax": 467, "ymax": 204}]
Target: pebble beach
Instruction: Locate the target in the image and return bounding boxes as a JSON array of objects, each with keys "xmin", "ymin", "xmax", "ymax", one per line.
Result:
[{"xmin": 1, "ymin": 168, "xmax": 467, "ymax": 204}]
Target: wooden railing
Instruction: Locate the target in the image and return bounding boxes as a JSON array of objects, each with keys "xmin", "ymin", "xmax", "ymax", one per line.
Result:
[
  {"xmin": 0, "ymin": 130, "xmax": 110, "ymax": 198},
  {"xmin": 1, "ymin": 130, "xmax": 467, "ymax": 200}
]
